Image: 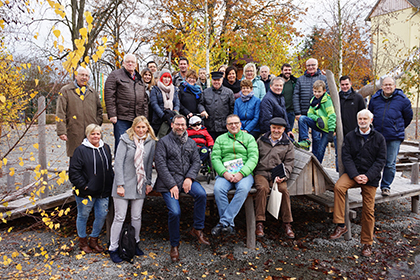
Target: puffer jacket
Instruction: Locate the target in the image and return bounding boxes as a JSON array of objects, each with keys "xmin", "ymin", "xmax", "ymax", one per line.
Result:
[
  {"xmin": 178, "ymin": 82, "xmax": 203, "ymax": 117},
  {"xmin": 154, "ymin": 131, "xmax": 200, "ymax": 192},
  {"xmin": 104, "ymin": 67, "xmax": 148, "ymax": 121},
  {"xmin": 259, "ymin": 89, "xmax": 289, "ymax": 134},
  {"xmin": 211, "ymin": 130, "xmax": 259, "ymax": 177},
  {"xmin": 198, "ymin": 85, "xmax": 235, "ymax": 132},
  {"xmin": 234, "ymin": 94, "xmax": 261, "ymax": 133},
  {"xmin": 368, "ymin": 88, "xmax": 413, "ymax": 141},
  {"xmin": 150, "ymin": 85, "xmax": 180, "ymax": 126},
  {"xmin": 112, "ymin": 133, "xmax": 156, "ymax": 200},
  {"xmin": 342, "ymin": 127, "xmax": 387, "ymax": 187},
  {"xmin": 254, "ymin": 132, "xmax": 294, "ymax": 181},
  {"xmin": 308, "ymin": 93, "xmax": 336, "ymax": 133},
  {"xmin": 293, "ymin": 69, "xmax": 329, "ymax": 116},
  {"xmin": 69, "ymin": 139, "xmax": 114, "ymax": 198}
]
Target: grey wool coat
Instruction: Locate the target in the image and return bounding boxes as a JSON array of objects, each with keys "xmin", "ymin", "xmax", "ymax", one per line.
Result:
[{"xmin": 112, "ymin": 133, "xmax": 156, "ymax": 200}]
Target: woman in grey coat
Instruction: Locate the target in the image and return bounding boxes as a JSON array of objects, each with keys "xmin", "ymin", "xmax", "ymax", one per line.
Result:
[{"xmin": 109, "ymin": 116, "xmax": 157, "ymax": 263}]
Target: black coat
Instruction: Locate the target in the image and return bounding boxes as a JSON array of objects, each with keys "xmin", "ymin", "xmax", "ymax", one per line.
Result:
[
  {"xmin": 339, "ymin": 88, "xmax": 366, "ymax": 136},
  {"xmin": 178, "ymin": 82, "xmax": 203, "ymax": 117},
  {"xmin": 69, "ymin": 143, "xmax": 114, "ymax": 198},
  {"xmin": 342, "ymin": 128, "xmax": 386, "ymax": 187}
]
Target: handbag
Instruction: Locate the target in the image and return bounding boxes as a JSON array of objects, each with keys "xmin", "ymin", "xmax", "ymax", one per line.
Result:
[{"xmin": 267, "ymin": 182, "xmax": 283, "ymax": 219}]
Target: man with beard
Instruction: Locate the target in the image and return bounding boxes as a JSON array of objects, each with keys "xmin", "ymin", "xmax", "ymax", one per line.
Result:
[{"xmin": 279, "ymin": 63, "xmax": 297, "ymax": 130}]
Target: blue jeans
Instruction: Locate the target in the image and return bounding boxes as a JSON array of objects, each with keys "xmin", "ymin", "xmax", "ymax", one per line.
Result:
[
  {"xmin": 298, "ymin": 116, "xmax": 328, "ymax": 163},
  {"xmin": 287, "ymin": 111, "xmax": 295, "ymax": 131},
  {"xmin": 113, "ymin": 119, "xmax": 132, "ymax": 153},
  {"xmin": 214, "ymin": 174, "xmax": 254, "ymax": 227},
  {"xmin": 75, "ymin": 195, "xmax": 109, "ymax": 238},
  {"xmin": 381, "ymin": 140, "xmax": 402, "ymax": 190},
  {"xmin": 161, "ymin": 181, "xmax": 207, "ymax": 247}
]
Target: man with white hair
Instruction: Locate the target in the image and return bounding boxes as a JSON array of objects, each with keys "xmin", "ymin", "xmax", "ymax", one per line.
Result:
[
  {"xmin": 105, "ymin": 54, "xmax": 148, "ymax": 150},
  {"xmin": 329, "ymin": 109, "xmax": 386, "ymax": 257},
  {"xmin": 56, "ymin": 66, "xmax": 103, "ymax": 158}
]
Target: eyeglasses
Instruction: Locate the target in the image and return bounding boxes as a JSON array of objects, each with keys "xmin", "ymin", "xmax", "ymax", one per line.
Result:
[
  {"xmin": 245, "ymin": 70, "xmax": 254, "ymax": 73},
  {"xmin": 306, "ymin": 64, "xmax": 317, "ymax": 67},
  {"xmin": 227, "ymin": 122, "xmax": 240, "ymax": 126},
  {"xmin": 191, "ymin": 123, "xmax": 201, "ymax": 127}
]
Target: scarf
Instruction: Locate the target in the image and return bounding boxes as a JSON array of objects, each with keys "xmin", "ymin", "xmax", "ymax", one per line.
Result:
[
  {"xmin": 182, "ymin": 81, "xmax": 202, "ymax": 99},
  {"xmin": 223, "ymin": 78, "xmax": 241, "ymax": 94},
  {"xmin": 310, "ymin": 93, "xmax": 325, "ymax": 110},
  {"xmin": 240, "ymin": 91, "xmax": 254, "ymax": 103},
  {"xmin": 157, "ymin": 81, "xmax": 174, "ymax": 110},
  {"xmin": 133, "ymin": 134, "xmax": 147, "ymax": 195}
]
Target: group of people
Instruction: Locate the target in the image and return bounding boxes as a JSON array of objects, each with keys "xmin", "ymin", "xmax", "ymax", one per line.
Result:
[{"xmin": 56, "ymin": 53, "xmax": 413, "ymax": 261}]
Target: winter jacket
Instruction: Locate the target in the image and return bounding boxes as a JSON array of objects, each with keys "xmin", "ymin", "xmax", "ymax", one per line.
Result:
[
  {"xmin": 245, "ymin": 77, "xmax": 266, "ymax": 100},
  {"xmin": 112, "ymin": 133, "xmax": 156, "ymax": 200},
  {"xmin": 187, "ymin": 127, "xmax": 214, "ymax": 147},
  {"xmin": 56, "ymin": 82, "xmax": 103, "ymax": 157},
  {"xmin": 154, "ymin": 131, "xmax": 200, "ymax": 193},
  {"xmin": 342, "ymin": 127, "xmax": 387, "ymax": 187},
  {"xmin": 69, "ymin": 139, "xmax": 113, "ymax": 198},
  {"xmin": 368, "ymin": 89, "xmax": 413, "ymax": 141},
  {"xmin": 104, "ymin": 67, "xmax": 148, "ymax": 122},
  {"xmin": 211, "ymin": 130, "xmax": 259, "ymax": 177},
  {"xmin": 308, "ymin": 93, "xmax": 336, "ymax": 133},
  {"xmin": 279, "ymin": 74, "xmax": 297, "ymax": 112},
  {"xmin": 259, "ymin": 89, "xmax": 289, "ymax": 134},
  {"xmin": 173, "ymin": 72, "xmax": 185, "ymax": 87},
  {"xmin": 234, "ymin": 95, "xmax": 261, "ymax": 133},
  {"xmin": 149, "ymin": 85, "xmax": 180, "ymax": 126},
  {"xmin": 222, "ymin": 78, "xmax": 241, "ymax": 98},
  {"xmin": 339, "ymin": 88, "xmax": 366, "ymax": 136},
  {"xmin": 260, "ymin": 75, "xmax": 272, "ymax": 94},
  {"xmin": 198, "ymin": 85, "xmax": 235, "ymax": 133},
  {"xmin": 293, "ymin": 69, "xmax": 329, "ymax": 116},
  {"xmin": 177, "ymin": 82, "xmax": 203, "ymax": 117},
  {"xmin": 254, "ymin": 132, "xmax": 294, "ymax": 181}
]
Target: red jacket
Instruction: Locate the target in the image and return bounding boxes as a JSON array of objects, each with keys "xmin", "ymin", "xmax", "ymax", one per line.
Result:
[{"xmin": 187, "ymin": 127, "xmax": 214, "ymax": 147}]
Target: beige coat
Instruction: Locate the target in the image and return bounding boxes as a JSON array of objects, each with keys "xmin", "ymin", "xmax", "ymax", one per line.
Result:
[{"xmin": 56, "ymin": 82, "xmax": 103, "ymax": 157}]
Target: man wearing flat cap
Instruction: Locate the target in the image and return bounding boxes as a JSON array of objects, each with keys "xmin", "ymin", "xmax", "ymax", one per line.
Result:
[
  {"xmin": 253, "ymin": 117, "xmax": 295, "ymax": 239},
  {"xmin": 198, "ymin": 71, "xmax": 235, "ymax": 140}
]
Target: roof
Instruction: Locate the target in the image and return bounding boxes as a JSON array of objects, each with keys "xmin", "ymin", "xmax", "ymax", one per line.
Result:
[{"xmin": 366, "ymin": 0, "xmax": 420, "ymax": 21}]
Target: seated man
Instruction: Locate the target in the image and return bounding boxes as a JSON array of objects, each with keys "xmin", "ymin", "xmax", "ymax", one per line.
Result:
[
  {"xmin": 329, "ymin": 109, "xmax": 386, "ymax": 257},
  {"xmin": 254, "ymin": 117, "xmax": 295, "ymax": 238},
  {"xmin": 211, "ymin": 114, "xmax": 259, "ymax": 236}
]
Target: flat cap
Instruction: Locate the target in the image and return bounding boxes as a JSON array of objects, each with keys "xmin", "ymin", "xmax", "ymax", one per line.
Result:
[
  {"xmin": 210, "ymin": 71, "xmax": 224, "ymax": 80},
  {"xmin": 270, "ymin": 117, "xmax": 288, "ymax": 127}
]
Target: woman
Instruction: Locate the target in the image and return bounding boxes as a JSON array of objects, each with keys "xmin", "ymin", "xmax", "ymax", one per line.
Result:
[
  {"xmin": 178, "ymin": 69, "xmax": 204, "ymax": 119},
  {"xmin": 108, "ymin": 116, "xmax": 157, "ymax": 263},
  {"xmin": 222, "ymin": 66, "xmax": 241, "ymax": 99},
  {"xmin": 69, "ymin": 124, "xmax": 113, "ymax": 254},
  {"xmin": 218, "ymin": 65, "xmax": 228, "ymax": 77},
  {"xmin": 141, "ymin": 68, "xmax": 156, "ymax": 121},
  {"xmin": 150, "ymin": 69, "xmax": 180, "ymax": 137},
  {"xmin": 243, "ymin": 62, "xmax": 266, "ymax": 100},
  {"xmin": 234, "ymin": 79, "xmax": 261, "ymax": 139}
]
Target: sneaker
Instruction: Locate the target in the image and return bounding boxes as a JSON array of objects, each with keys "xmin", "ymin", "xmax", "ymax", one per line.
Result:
[
  {"xmin": 381, "ymin": 189, "xmax": 390, "ymax": 196},
  {"xmin": 109, "ymin": 249, "xmax": 123, "ymax": 263},
  {"xmin": 298, "ymin": 139, "xmax": 311, "ymax": 150},
  {"xmin": 135, "ymin": 242, "xmax": 144, "ymax": 256}
]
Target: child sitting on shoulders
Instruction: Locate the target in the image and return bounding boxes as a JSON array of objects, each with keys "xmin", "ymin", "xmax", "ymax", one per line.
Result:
[{"xmin": 187, "ymin": 116, "xmax": 214, "ymax": 162}]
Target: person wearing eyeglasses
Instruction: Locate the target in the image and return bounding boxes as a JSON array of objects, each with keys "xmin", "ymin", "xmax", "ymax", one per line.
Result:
[{"xmin": 210, "ymin": 114, "xmax": 259, "ymax": 236}]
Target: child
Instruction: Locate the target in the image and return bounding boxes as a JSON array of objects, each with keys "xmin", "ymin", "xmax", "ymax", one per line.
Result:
[
  {"xmin": 297, "ymin": 80, "xmax": 336, "ymax": 163},
  {"xmin": 187, "ymin": 116, "xmax": 214, "ymax": 162}
]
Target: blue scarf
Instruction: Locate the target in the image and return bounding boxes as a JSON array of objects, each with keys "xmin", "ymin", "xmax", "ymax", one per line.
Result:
[
  {"xmin": 240, "ymin": 91, "xmax": 254, "ymax": 103},
  {"xmin": 182, "ymin": 81, "xmax": 202, "ymax": 99}
]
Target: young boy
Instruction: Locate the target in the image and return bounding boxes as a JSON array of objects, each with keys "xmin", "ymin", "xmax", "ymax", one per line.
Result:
[
  {"xmin": 187, "ymin": 115, "xmax": 214, "ymax": 162},
  {"xmin": 297, "ymin": 80, "xmax": 336, "ymax": 163}
]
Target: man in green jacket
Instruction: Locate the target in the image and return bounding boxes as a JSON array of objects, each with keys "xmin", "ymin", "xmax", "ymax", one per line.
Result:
[{"xmin": 211, "ymin": 114, "xmax": 259, "ymax": 236}]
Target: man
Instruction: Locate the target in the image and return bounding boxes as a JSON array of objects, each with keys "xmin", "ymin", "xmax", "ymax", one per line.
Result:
[
  {"xmin": 173, "ymin": 57, "xmax": 189, "ymax": 87},
  {"xmin": 154, "ymin": 115, "xmax": 209, "ymax": 262},
  {"xmin": 211, "ymin": 114, "xmax": 259, "ymax": 236},
  {"xmin": 368, "ymin": 77, "xmax": 413, "ymax": 196},
  {"xmin": 279, "ymin": 63, "xmax": 297, "ymax": 130},
  {"xmin": 254, "ymin": 117, "xmax": 295, "ymax": 238},
  {"xmin": 329, "ymin": 109, "xmax": 386, "ymax": 257},
  {"xmin": 293, "ymin": 58, "xmax": 329, "ymax": 153},
  {"xmin": 146, "ymin": 61, "xmax": 158, "ymax": 78},
  {"xmin": 104, "ymin": 54, "xmax": 148, "ymax": 150},
  {"xmin": 198, "ymin": 71, "xmax": 235, "ymax": 140},
  {"xmin": 259, "ymin": 65, "xmax": 272, "ymax": 93},
  {"xmin": 198, "ymin": 68, "xmax": 208, "ymax": 91},
  {"xmin": 56, "ymin": 66, "xmax": 103, "ymax": 158}
]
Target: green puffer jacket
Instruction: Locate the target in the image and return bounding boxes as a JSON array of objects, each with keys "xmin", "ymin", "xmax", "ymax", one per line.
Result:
[
  {"xmin": 308, "ymin": 93, "xmax": 336, "ymax": 133},
  {"xmin": 211, "ymin": 130, "xmax": 259, "ymax": 177}
]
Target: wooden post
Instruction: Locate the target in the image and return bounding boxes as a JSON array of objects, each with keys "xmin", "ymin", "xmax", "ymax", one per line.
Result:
[
  {"xmin": 244, "ymin": 196, "xmax": 256, "ymax": 249},
  {"xmin": 38, "ymin": 96, "xmax": 48, "ymax": 198},
  {"xmin": 411, "ymin": 162, "xmax": 419, "ymax": 214}
]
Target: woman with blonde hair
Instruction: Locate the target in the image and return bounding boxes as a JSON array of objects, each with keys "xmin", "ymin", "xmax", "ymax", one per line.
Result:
[
  {"xmin": 243, "ymin": 62, "xmax": 266, "ymax": 100},
  {"xmin": 109, "ymin": 116, "xmax": 157, "ymax": 263}
]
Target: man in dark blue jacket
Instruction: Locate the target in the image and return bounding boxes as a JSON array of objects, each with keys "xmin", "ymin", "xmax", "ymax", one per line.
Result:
[
  {"xmin": 368, "ymin": 77, "xmax": 413, "ymax": 196},
  {"xmin": 330, "ymin": 109, "xmax": 386, "ymax": 257}
]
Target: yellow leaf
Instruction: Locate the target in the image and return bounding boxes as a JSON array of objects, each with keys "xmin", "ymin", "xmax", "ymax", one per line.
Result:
[
  {"xmin": 82, "ymin": 199, "xmax": 88, "ymax": 205},
  {"xmin": 35, "ymin": 79, "xmax": 39, "ymax": 86},
  {"xmin": 16, "ymin": 263, "xmax": 22, "ymax": 271},
  {"xmin": 8, "ymin": 227, "xmax": 13, "ymax": 232},
  {"xmin": 84, "ymin": 56, "xmax": 90, "ymax": 64},
  {"xmin": 53, "ymin": 29, "xmax": 60, "ymax": 38},
  {"xmin": 22, "ymin": 64, "xmax": 27, "ymax": 69},
  {"xmin": 85, "ymin": 11, "xmax": 93, "ymax": 24},
  {"xmin": 102, "ymin": 37, "xmax": 107, "ymax": 44},
  {"xmin": 0, "ymin": 95, "xmax": 5, "ymax": 103},
  {"xmin": 19, "ymin": 161, "xmax": 24, "ymax": 167},
  {"xmin": 79, "ymin": 27, "xmax": 87, "ymax": 38},
  {"xmin": 9, "ymin": 168, "xmax": 15, "ymax": 176},
  {"xmin": 73, "ymin": 115, "xmax": 77, "ymax": 119},
  {"xmin": 33, "ymin": 143, "xmax": 39, "ymax": 149},
  {"xmin": 58, "ymin": 45, "xmax": 64, "ymax": 53},
  {"xmin": 3, "ymin": 158, "xmax": 7, "ymax": 166},
  {"xmin": 92, "ymin": 54, "xmax": 98, "ymax": 62},
  {"xmin": 27, "ymin": 63, "xmax": 31, "ymax": 69},
  {"xmin": 0, "ymin": 19, "xmax": 4, "ymax": 29},
  {"xmin": 34, "ymin": 32, "xmax": 39, "ymax": 39},
  {"xmin": 141, "ymin": 271, "xmax": 148, "ymax": 275},
  {"xmin": 12, "ymin": 252, "xmax": 19, "ymax": 258}
]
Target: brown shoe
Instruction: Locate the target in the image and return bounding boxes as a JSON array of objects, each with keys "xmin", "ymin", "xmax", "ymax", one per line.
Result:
[
  {"xmin": 190, "ymin": 228, "xmax": 210, "ymax": 245},
  {"xmin": 170, "ymin": 246, "xmax": 179, "ymax": 262},
  {"xmin": 283, "ymin": 223, "xmax": 295, "ymax": 239},
  {"xmin": 256, "ymin": 222, "xmax": 264, "ymax": 237},
  {"xmin": 78, "ymin": 237, "xmax": 92, "ymax": 253},
  {"xmin": 330, "ymin": 225, "xmax": 348, "ymax": 240},
  {"xmin": 362, "ymin": 244, "xmax": 372, "ymax": 257},
  {"xmin": 89, "ymin": 237, "xmax": 104, "ymax": 253}
]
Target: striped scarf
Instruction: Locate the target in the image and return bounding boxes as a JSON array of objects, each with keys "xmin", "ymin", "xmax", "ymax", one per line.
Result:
[{"xmin": 133, "ymin": 134, "xmax": 146, "ymax": 194}]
